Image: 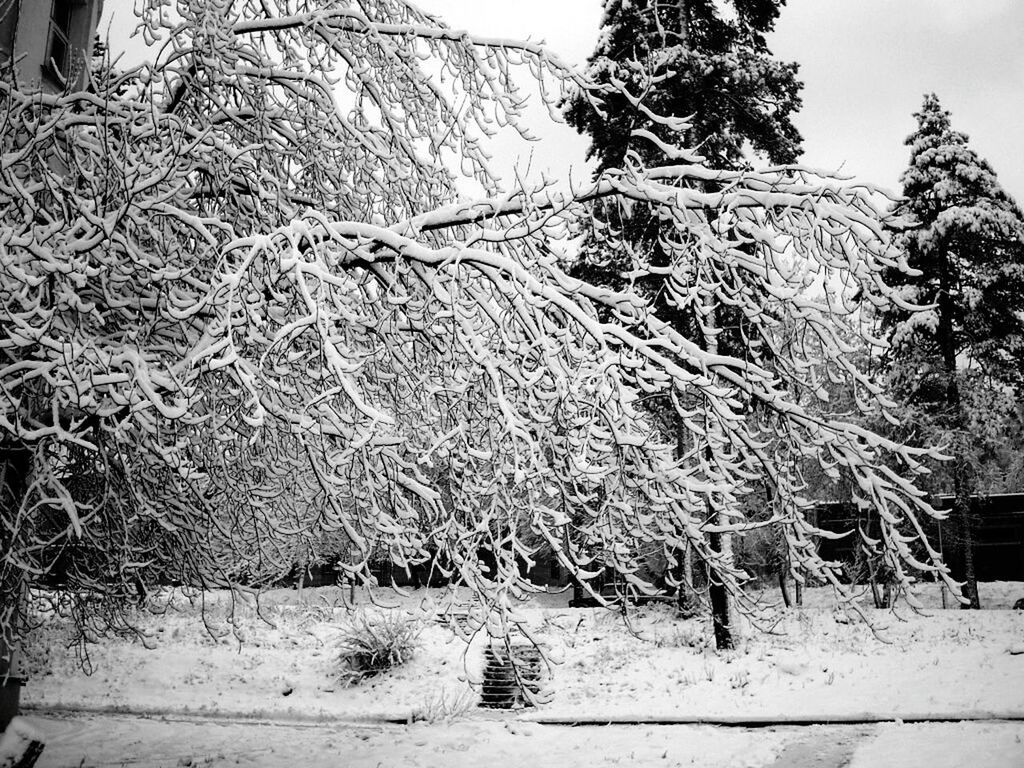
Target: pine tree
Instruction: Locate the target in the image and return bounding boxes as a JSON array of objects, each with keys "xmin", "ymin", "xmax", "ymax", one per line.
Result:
[
  {"xmin": 564, "ymin": 0, "xmax": 803, "ymax": 314},
  {"xmin": 565, "ymin": 0, "xmax": 802, "ymax": 648},
  {"xmin": 882, "ymin": 94, "xmax": 1024, "ymax": 609},
  {"xmin": 566, "ymin": 0, "xmax": 802, "ymax": 173}
]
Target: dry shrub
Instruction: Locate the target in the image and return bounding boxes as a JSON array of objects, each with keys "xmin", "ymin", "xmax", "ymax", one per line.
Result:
[{"xmin": 336, "ymin": 611, "xmax": 421, "ymax": 685}]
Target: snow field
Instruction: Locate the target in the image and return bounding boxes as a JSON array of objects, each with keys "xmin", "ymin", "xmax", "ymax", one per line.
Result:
[
  {"xmin": 23, "ymin": 715, "xmax": 799, "ymax": 768},
  {"xmin": 10, "ymin": 582, "xmax": 1024, "ymax": 767},
  {"xmin": 19, "ymin": 582, "xmax": 1024, "ymax": 722}
]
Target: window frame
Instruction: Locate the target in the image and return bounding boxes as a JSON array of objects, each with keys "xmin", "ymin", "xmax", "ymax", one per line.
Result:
[{"xmin": 43, "ymin": 0, "xmax": 78, "ymax": 87}]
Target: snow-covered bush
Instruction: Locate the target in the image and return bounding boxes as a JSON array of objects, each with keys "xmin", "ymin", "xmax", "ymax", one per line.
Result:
[
  {"xmin": 654, "ymin": 621, "xmax": 709, "ymax": 650},
  {"xmin": 410, "ymin": 686, "xmax": 475, "ymax": 723},
  {"xmin": 336, "ymin": 612, "xmax": 422, "ymax": 685}
]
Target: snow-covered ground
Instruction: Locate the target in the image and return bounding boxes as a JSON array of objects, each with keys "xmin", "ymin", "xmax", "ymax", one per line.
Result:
[
  {"xmin": 20, "ymin": 714, "xmax": 800, "ymax": 768},
  {"xmin": 11, "ymin": 713, "xmax": 1024, "ymax": 768},
  {"xmin": 11, "ymin": 581, "xmax": 1024, "ymax": 766}
]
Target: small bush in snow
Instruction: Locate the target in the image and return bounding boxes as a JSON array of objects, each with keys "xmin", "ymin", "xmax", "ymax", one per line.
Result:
[
  {"xmin": 411, "ymin": 686, "xmax": 475, "ymax": 723},
  {"xmin": 728, "ymin": 669, "xmax": 750, "ymax": 690},
  {"xmin": 654, "ymin": 623, "xmax": 708, "ymax": 650},
  {"xmin": 336, "ymin": 611, "xmax": 421, "ymax": 685}
]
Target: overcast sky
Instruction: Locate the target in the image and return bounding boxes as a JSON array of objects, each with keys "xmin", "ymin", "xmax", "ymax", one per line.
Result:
[{"xmin": 416, "ymin": 0, "xmax": 1024, "ymax": 202}]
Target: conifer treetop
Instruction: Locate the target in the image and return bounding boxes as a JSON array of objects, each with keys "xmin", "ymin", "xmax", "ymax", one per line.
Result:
[
  {"xmin": 566, "ymin": 0, "xmax": 803, "ymax": 173},
  {"xmin": 885, "ymin": 93, "xmax": 1024, "ymax": 388}
]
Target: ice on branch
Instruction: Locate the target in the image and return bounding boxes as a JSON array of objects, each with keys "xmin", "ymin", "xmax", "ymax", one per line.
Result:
[{"xmin": 0, "ymin": 0, "xmax": 958, "ymax": 655}]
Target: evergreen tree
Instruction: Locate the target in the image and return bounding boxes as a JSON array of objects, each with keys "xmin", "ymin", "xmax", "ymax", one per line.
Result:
[
  {"xmin": 565, "ymin": 0, "xmax": 803, "ymax": 648},
  {"xmin": 566, "ymin": 0, "xmax": 802, "ymax": 173},
  {"xmin": 882, "ymin": 94, "xmax": 1024, "ymax": 609},
  {"xmin": 564, "ymin": 0, "xmax": 803, "ymax": 307}
]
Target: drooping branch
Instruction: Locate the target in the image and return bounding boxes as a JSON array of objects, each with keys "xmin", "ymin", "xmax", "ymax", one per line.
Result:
[{"xmin": 0, "ymin": 0, "xmax": 961, "ymax": 658}]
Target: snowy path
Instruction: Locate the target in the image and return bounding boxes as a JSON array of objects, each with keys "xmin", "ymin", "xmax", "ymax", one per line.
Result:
[
  {"xmin": 23, "ymin": 712, "xmax": 797, "ymax": 768},
  {"xmin": 765, "ymin": 726, "xmax": 870, "ymax": 768},
  {"xmin": 17, "ymin": 712, "xmax": 1024, "ymax": 768}
]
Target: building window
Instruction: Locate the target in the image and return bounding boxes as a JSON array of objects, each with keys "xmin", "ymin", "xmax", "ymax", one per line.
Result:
[{"xmin": 45, "ymin": 0, "xmax": 75, "ymax": 85}]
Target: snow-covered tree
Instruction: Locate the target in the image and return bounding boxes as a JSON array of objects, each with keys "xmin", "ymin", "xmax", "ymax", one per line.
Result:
[
  {"xmin": 564, "ymin": 0, "xmax": 803, "ymax": 647},
  {"xmin": 1, "ymin": 0, "xmax": 957, "ymax": 662},
  {"xmin": 879, "ymin": 94, "xmax": 1024, "ymax": 609},
  {"xmin": 564, "ymin": 0, "xmax": 803, "ymax": 304},
  {"xmin": 565, "ymin": 0, "xmax": 802, "ymax": 171}
]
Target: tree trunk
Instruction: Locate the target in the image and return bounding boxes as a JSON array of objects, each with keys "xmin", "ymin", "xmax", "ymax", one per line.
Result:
[
  {"xmin": 703, "ymin": 292, "xmax": 734, "ymax": 651},
  {"xmin": 953, "ymin": 471, "xmax": 980, "ymax": 609},
  {"xmin": 677, "ymin": 0, "xmax": 691, "ymax": 48},
  {"xmin": 869, "ymin": 575, "xmax": 884, "ymax": 609},
  {"xmin": 295, "ymin": 546, "xmax": 309, "ymax": 604},
  {"xmin": 707, "ymin": 525, "xmax": 733, "ymax": 650},
  {"xmin": 681, "ymin": 543, "xmax": 694, "ymax": 594},
  {"xmin": 704, "ymin": 440, "xmax": 733, "ymax": 649},
  {"xmin": 780, "ymin": 537, "xmax": 798, "ymax": 608},
  {"xmin": 778, "ymin": 570, "xmax": 792, "ymax": 608},
  {"xmin": 936, "ymin": 522, "xmax": 950, "ymax": 609},
  {"xmin": 675, "ymin": 541, "xmax": 699, "ymax": 616},
  {"xmin": 673, "ymin": 418, "xmax": 698, "ymax": 616},
  {"xmin": 936, "ymin": 247, "xmax": 981, "ymax": 609}
]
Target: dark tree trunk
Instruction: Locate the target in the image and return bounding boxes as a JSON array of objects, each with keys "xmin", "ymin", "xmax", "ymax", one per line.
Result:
[
  {"xmin": 673, "ymin": 418, "xmax": 698, "ymax": 615},
  {"xmin": 701, "ymin": 301, "xmax": 733, "ymax": 650},
  {"xmin": 869, "ymin": 575, "xmax": 885, "ymax": 609},
  {"xmin": 778, "ymin": 570, "xmax": 792, "ymax": 608},
  {"xmin": 677, "ymin": 0, "xmax": 691, "ymax": 48},
  {"xmin": 707, "ymin": 526, "xmax": 733, "ymax": 650},
  {"xmin": 953, "ymin": 472, "xmax": 980, "ymax": 609},
  {"xmin": 780, "ymin": 531, "xmax": 798, "ymax": 608},
  {"xmin": 936, "ymin": 248, "xmax": 981, "ymax": 609}
]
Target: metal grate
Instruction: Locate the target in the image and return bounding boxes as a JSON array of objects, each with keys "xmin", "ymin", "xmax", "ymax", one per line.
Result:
[{"xmin": 478, "ymin": 644, "xmax": 545, "ymax": 709}]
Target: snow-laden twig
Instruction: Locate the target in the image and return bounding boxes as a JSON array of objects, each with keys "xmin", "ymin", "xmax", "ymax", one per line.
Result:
[{"xmin": 0, "ymin": 0, "xmax": 960, "ymax": 659}]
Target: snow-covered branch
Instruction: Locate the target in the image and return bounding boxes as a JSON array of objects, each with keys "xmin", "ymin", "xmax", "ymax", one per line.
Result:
[{"xmin": 0, "ymin": 0, "xmax": 959, "ymax": 654}]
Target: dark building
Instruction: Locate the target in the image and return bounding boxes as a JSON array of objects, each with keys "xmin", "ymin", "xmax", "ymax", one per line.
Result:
[
  {"xmin": 814, "ymin": 494, "xmax": 1024, "ymax": 583},
  {"xmin": 0, "ymin": 0, "xmax": 105, "ymax": 93}
]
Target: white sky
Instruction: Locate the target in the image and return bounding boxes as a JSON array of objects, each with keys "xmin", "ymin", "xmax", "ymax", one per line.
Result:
[
  {"xmin": 102, "ymin": 1, "xmax": 1024, "ymax": 202},
  {"xmin": 417, "ymin": 0, "xmax": 1024, "ymax": 202}
]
